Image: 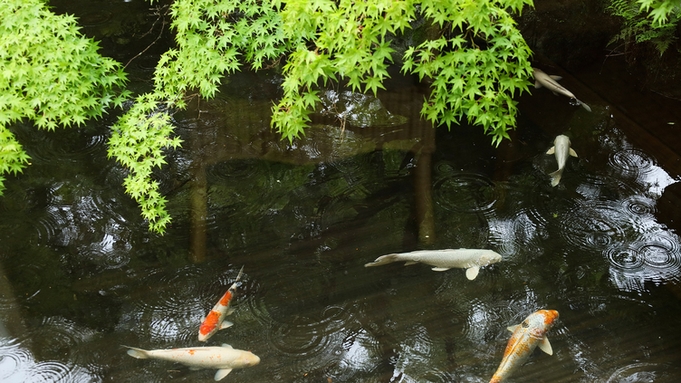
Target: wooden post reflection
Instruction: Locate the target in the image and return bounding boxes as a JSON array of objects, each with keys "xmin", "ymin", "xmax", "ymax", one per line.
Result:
[
  {"xmin": 188, "ymin": 97, "xmax": 207, "ymax": 263},
  {"xmin": 414, "ymin": 128, "xmax": 436, "ymax": 245}
]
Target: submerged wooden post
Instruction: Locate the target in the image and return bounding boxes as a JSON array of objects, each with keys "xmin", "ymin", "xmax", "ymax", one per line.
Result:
[
  {"xmin": 188, "ymin": 97, "xmax": 207, "ymax": 263},
  {"xmin": 189, "ymin": 164, "xmax": 207, "ymax": 263},
  {"xmin": 414, "ymin": 126, "xmax": 436, "ymax": 246}
]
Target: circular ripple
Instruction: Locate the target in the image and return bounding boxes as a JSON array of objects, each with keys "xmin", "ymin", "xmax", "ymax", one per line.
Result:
[
  {"xmin": 489, "ymin": 209, "xmax": 545, "ymax": 262},
  {"xmin": 207, "ymin": 159, "xmax": 260, "ymax": 183},
  {"xmin": 622, "ymin": 195, "xmax": 656, "ymax": 216},
  {"xmin": 559, "ymin": 200, "xmax": 630, "ymax": 252},
  {"xmin": 28, "ymin": 317, "xmax": 96, "ymax": 358},
  {"xmin": 433, "ymin": 173, "xmax": 498, "ymax": 214},
  {"xmin": 608, "ymin": 148, "xmax": 656, "ymax": 179},
  {"xmin": 606, "ymin": 362, "xmax": 660, "ymax": 383},
  {"xmin": 24, "ymin": 361, "xmax": 71, "ymax": 382},
  {"xmin": 0, "ymin": 341, "xmax": 32, "ymax": 381},
  {"xmin": 606, "ymin": 245, "xmax": 645, "ymax": 271},
  {"xmin": 26, "ymin": 131, "xmax": 108, "ymax": 164},
  {"xmin": 131, "ymin": 266, "xmax": 211, "ymax": 343},
  {"xmin": 640, "ymin": 234, "xmax": 681, "ymax": 271},
  {"xmin": 269, "ymin": 317, "xmax": 329, "ymax": 355},
  {"xmin": 607, "ymin": 232, "xmax": 681, "ymax": 291}
]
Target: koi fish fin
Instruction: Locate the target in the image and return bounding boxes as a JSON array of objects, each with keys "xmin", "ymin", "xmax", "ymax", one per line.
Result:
[
  {"xmin": 465, "ymin": 266, "xmax": 480, "ymax": 280},
  {"xmin": 507, "ymin": 325, "xmax": 519, "ymax": 332},
  {"xmin": 221, "ymin": 344, "xmax": 233, "ymax": 349},
  {"xmin": 226, "ymin": 308, "xmax": 235, "ymax": 316},
  {"xmin": 546, "ymin": 146, "xmax": 556, "ymax": 155},
  {"xmin": 431, "ymin": 267, "xmax": 450, "ymax": 271},
  {"xmin": 404, "ymin": 261, "xmax": 419, "ymax": 266},
  {"xmin": 550, "ymin": 75, "xmax": 562, "ymax": 81},
  {"xmin": 577, "ymin": 99, "xmax": 591, "ymax": 112},
  {"xmin": 123, "ymin": 346, "xmax": 149, "ymax": 359},
  {"xmin": 538, "ymin": 336, "xmax": 554, "ymax": 355},
  {"xmin": 534, "ymin": 80, "xmax": 542, "ymax": 88},
  {"xmin": 214, "ymin": 368, "xmax": 233, "ymax": 381},
  {"xmin": 569, "ymin": 148, "xmax": 578, "ymax": 157},
  {"xmin": 549, "ymin": 169, "xmax": 563, "ymax": 187},
  {"xmin": 219, "ymin": 321, "xmax": 233, "ymax": 330},
  {"xmin": 365, "ymin": 254, "xmax": 399, "ymax": 267}
]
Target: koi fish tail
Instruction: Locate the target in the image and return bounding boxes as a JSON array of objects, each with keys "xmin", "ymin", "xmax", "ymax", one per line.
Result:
[
  {"xmin": 576, "ymin": 99, "xmax": 591, "ymax": 112},
  {"xmin": 364, "ymin": 254, "xmax": 399, "ymax": 267},
  {"xmin": 549, "ymin": 168, "xmax": 563, "ymax": 187},
  {"xmin": 124, "ymin": 346, "xmax": 150, "ymax": 359}
]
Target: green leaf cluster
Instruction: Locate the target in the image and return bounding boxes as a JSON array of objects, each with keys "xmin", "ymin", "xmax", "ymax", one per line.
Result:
[
  {"xmin": 272, "ymin": 0, "xmax": 416, "ymax": 140},
  {"xmin": 608, "ymin": 0, "xmax": 680, "ymax": 55},
  {"xmin": 0, "ymin": 0, "xmax": 129, "ymax": 195},
  {"xmin": 109, "ymin": 0, "xmax": 289, "ymax": 232},
  {"xmin": 402, "ymin": 0, "xmax": 534, "ymax": 147},
  {"xmin": 638, "ymin": 0, "xmax": 681, "ymax": 26},
  {"xmin": 111, "ymin": 0, "xmax": 538, "ymax": 232}
]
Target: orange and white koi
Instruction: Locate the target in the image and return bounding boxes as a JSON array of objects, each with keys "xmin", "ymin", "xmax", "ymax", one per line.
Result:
[
  {"xmin": 198, "ymin": 266, "xmax": 244, "ymax": 342},
  {"xmin": 490, "ymin": 309, "xmax": 559, "ymax": 383},
  {"xmin": 124, "ymin": 344, "xmax": 260, "ymax": 381}
]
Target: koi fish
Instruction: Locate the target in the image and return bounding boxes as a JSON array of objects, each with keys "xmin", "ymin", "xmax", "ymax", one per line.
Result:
[
  {"xmin": 533, "ymin": 68, "xmax": 591, "ymax": 112},
  {"xmin": 124, "ymin": 344, "xmax": 260, "ymax": 381},
  {"xmin": 364, "ymin": 249, "xmax": 501, "ymax": 280},
  {"xmin": 490, "ymin": 309, "xmax": 559, "ymax": 383},
  {"xmin": 199, "ymin": 266, "xmax": 244, "ymax": 342},
  {"xmin": 546, "ymin": 134, "xmax": 578, "ymax": 187}
]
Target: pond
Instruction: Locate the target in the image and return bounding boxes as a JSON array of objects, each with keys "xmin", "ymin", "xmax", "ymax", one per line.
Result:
[{"xmin": 2, "ymin": 3, "xmax": 681, "ymax": 383}]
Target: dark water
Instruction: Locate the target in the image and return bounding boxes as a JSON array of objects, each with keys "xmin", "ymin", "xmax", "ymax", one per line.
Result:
[{"xmin": 2, "ymin": 2, "xmax": 681, "ymax": 383}]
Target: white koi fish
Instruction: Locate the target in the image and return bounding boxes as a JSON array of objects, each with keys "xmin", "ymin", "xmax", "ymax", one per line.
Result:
[
  {"xmin": 546, "ymin": 134, "xmax": 578, "ymax": 187},
  {"xmin": 364, "ymin": 249, "xmax": 501, "ymax": 280},
  {"xmin": 490, "ymin": 309, "xmax": 559, "ymax": 383},
  {"xmin": 124, "ymin": 344, "xmax": 260, "ymax": 381},
  {"xmin": 199, "ymin": 266, "xmax": 244, "ymax": 342},
  {"xmin": 533, "ymin": 68, "xmax": 591, "ymax": 112}
]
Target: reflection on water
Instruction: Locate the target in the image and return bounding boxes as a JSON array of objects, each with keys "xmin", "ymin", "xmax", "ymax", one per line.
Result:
[{"xmin": 2, "ymin": 71, "xmax": 681, "ymax": 383}]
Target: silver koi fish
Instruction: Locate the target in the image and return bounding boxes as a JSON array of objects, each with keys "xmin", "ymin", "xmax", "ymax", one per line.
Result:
[
  {"xmin": 124, "ymin": 343, "xmax": 260, "ymax": 381},
  {"xmin": 533, "ymin": 68, "xmax": 591, "ymax": 112},
  {"xmin": 364, "ymin": 249, "xmax": 501, "ymax": 280},
  {"xmin": 546, "ymin": 134, "xmax": 578, "ymax": 187}
]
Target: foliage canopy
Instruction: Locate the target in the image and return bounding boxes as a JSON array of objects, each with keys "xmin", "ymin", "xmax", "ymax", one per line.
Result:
[
  {"xmin": 2, "ymin": 0, "xmax": 678, "ymax": 233},
  {"xmin": 0, "ymin": 0, "xmax": 129, "ymax": 195},
  {"xmin": 110, "ymin": 0, "xmax": 535, "ymax": 232},
  {"xmin": 608, "ymin": 0, "xmax": 681, "ymax": 55}
]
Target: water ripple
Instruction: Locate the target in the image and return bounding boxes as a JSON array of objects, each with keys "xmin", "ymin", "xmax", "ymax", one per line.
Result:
[
  {"xmin": 489, "ymin": 210, "xmax": 545, "ymax": 263},
  {"xmin": 433, "ymin": 172, "xmax": 498, "ymax": 215},
  {"xmin": 606, "ymin": 362, "xmax": 661, "ymax": 383},
  {"xmin": 266, "ymin": 307, "xmax": 352, "ymax": 379},
  {"xmin": 559, "ymin": 199, "xmax": 630, "ymax": 252},
  {"xmin": 27, "ymin": 131, "xmax": 108, "ymax": 164},
  {"xmin": 608, "ymin": 148, "xmax": 656, "ymax": 179},
  {"xmin": 607, "ymin": 231, "xmax": 681, "ymax": 291},
  {"xmin": 207, "ymin": 159, "xmax": 260, "ymax": 183},
  {"xmin": 127, "ymin": 265, "xmax": 215, "ymax": 343},
  {"xmin": 606, "ymin": 245, "xmax": 645, "ymax": 271},
  {"xmin": 622, "ymin": 195, "xmax": 656, "ymax": 217}
]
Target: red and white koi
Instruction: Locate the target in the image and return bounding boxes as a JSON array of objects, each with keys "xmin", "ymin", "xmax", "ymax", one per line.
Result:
[
  {"xmin": 124, "ymin": 344, "xmax": 260, "ymax": 381},
  {"xmin": 490, "ymin": 309, "xmax": 559, "ymax": 383},
  {"xmin": 198, "ymin": 266, "xmax": 244, "ymax": 342}
]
